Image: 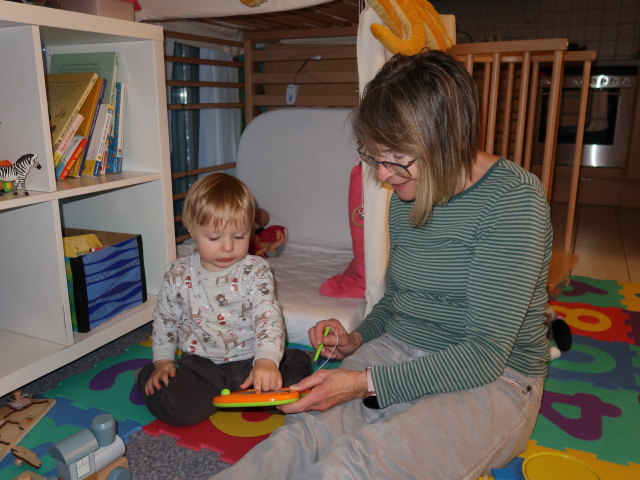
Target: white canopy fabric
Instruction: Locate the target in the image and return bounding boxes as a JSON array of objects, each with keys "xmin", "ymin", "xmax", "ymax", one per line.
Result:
[{"xmin": 136, "ymin": 0, "xmax": 333, "ymax": 21}]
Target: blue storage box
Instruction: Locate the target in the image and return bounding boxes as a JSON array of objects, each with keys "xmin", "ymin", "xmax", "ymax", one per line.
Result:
[{"xmin": 64, "ymin": 228, "xmax": 146, "ymax": 332}]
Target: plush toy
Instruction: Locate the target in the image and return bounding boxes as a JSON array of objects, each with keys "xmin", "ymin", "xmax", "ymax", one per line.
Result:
[
  {"xmin": 251, "ymin": 208, "xmax": 287, "ymax": 258},
  {"xmin": 545, "ymin": 305, "xmax": 572, "ymax": 359},
  {"xmin": 239, "ymin": 0, "xmax": 267, "ymax": 7},
  {"xmin": 367, "ymin": 0, "xmax": 453, "ymax": 55}
]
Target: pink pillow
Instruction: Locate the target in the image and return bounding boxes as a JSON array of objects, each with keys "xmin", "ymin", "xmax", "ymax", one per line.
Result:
[{"xmin": 320, "ymin": 162, "xmax": 365, "ymax": 298}]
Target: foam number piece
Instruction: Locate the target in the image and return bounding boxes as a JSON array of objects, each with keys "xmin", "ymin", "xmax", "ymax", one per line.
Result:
[
  {"xmin": 619, "ymin": 281, "xmax": 640, "ymax": 312},
  {"xmin": 213, "ymin": 388, "xmax": 302, "ymax": 408},
  {"xmin": 539, "ymin": 390, "xmax": 621, "ymax": 441},
  {"xmin": 627, "ymin": 310, "xmax": 640, "ymax": 345},
  {"xmin": 89, "ymin": 358, "xmax": 149, "ymax": 405},
  {"xmin": 555, "ymin": 277, "xmax": 624, "ymax": 308},
  {"xmin": 551, "ymin": 302, "xmax": 633, "ymax": 343},
  {"xmin": 549, "ymin": 337, "xmax": 640, "ymax": 391}
]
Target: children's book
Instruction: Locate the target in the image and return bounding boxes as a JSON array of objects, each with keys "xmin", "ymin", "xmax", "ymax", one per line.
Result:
[
  {"xmin": 83, "ymin": 103, "xmax": 114, "ymax": 176},
  {"xmin": 52, "ymin": 112, "xmax": 84, "ymax": 166},
  {"xmin": 58, "ymin": 137, "xmax": 87, "ymax": 180},
  {"xmin": 115, "ymin": 82, "xmax": 127, "ymax": 172},
  {"xmin": 106, "ymin": 82, "xmax": 126, "ymax": 174},
  {"xmin": 45, "ymin": 72, "xmax": 99, "ymax": 150},
  {"xmin": 55, "ymin": 134, "xmax": 84, "ymax": 179},
  {"xmin": 63, "ymin": 233, "xmax": 103, "ymax": 257},
  {"xmin": 49, "ymin": 52, "xmax": 119, "ymax": 108},
  {"xmin": 69, "ymin": 78, "xmax": 106, "ymax": 178},
  {"xmin": 50, "ymin": 52, "xmax": 119, "ymax": 169}
]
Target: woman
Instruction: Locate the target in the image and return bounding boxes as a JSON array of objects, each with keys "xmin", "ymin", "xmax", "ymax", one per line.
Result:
[{"xmin": 212, "ymin": 49, "xmax": 551, "ymax": 480}]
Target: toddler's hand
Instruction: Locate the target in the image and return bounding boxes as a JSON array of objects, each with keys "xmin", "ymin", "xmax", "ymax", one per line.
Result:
[
  {"xmin": 240, "ymin": 358, "xmax": 281, "ymax": 393},
  {"xmin": 145, "ymin": 360, "xmax": 176, "ymax": 395}
]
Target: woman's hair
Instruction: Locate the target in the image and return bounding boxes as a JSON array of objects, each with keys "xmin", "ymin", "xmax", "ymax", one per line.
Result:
[
  {"xmin": 352, "ymin": 49, "xmax": 480, "ymax": 226},
  {"xmin": 182, "ymin": 173, "xmax": 255, "ymax": 232}
]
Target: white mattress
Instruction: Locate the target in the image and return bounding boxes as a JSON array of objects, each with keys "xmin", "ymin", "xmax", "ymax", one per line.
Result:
[{"xmin": 268, "ymin": 245, "xmax": 366, "ymax": 346}]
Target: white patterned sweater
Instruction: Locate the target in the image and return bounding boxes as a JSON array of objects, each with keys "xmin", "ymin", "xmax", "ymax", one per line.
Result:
[{"xmin": 151, "ymin": 253, "xmax": 285, "ymax": 366}]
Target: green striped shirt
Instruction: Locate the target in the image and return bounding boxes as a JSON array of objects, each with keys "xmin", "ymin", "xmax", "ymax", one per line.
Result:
[{"xmin": 356, "ymin": 159, "xmax": 552, "ymax": 408}]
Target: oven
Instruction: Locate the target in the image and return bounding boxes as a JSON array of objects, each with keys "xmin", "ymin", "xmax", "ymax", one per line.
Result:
[{"xmin": 534, "ymin": 66, "xmax": 637, "ymax": 168}]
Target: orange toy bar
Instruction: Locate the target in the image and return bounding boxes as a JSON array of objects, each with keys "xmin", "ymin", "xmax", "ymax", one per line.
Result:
[{"xmin": 213, "ymin": 388, "xmax": 307, "ymax": 408}]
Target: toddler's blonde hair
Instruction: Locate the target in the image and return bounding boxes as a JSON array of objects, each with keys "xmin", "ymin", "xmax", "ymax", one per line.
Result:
[{"xmin": 182, "ymin": 173, "xmax": 255, "ymax": 232}]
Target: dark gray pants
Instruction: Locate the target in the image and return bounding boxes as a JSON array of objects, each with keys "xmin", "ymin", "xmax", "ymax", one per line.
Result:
[{"xmin": 138, "ymin": 349, "xmax": 312, "ymax": 426}]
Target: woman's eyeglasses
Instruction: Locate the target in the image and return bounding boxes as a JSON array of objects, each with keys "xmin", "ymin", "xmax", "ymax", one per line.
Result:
[{"xmin": 357, "ymin": 147, "xmax": 417, "ymax": 179}]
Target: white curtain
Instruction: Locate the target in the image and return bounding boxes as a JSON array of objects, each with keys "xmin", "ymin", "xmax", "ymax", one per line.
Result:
[{"xmin": 198, "ymin": 48, "xmax": 241, "ymax": 175}]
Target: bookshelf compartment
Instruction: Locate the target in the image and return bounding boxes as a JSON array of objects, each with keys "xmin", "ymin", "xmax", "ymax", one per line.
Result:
[
  {"xmin": 0, "ymin": 2, "xmax": 174, "ymax": 397},
  {"xmin": 0, "ymin": 201, "xmax": 70, "ymax": 345},
  {"xmin": 60, "ymin": 180, "xmax": 170, "ymax": 294},
  {"xmin": 0, "ymin": 24, "xmax": 55, "ymax": 193},
  {"xmin": 44, "ymin": 40, "xmax": 166, "ymax": 174}
]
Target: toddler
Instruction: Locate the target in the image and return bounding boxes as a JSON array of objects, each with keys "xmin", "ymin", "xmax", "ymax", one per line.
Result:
[{"xmin": 138, "ymin": 173, "xmax": 311, "ymax": 426}]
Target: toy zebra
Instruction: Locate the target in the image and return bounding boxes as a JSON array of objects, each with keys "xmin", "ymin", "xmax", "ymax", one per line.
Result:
[{"xmin": 0, "ymin": 153, "xmax": 40, "ymax": 196}]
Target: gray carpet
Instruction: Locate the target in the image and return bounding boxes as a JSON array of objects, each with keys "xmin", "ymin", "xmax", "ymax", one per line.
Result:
[{"xmin": 10, "ymin": 324, "xmax": 232, "ymax": 479}]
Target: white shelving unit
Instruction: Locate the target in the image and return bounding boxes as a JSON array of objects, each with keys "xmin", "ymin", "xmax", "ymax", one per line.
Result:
[{"xmin": 0, "ymin": 2, "xmax": 175, "ymax": 396}]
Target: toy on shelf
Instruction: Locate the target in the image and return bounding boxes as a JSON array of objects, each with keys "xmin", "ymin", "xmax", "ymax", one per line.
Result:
[
  {"xmin": 49, "ymin": 413, "xmax": 131, "ymax": 480},
  {"xmin": 0, "ymin": 154, "xmax": 41, "ymax": 196},
  {"xmin": 250, "ymin": 208, "xmax": 287, "ymax": 258}
]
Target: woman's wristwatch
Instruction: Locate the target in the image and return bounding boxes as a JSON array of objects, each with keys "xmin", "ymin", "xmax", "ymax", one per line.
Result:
[{"xmin": 363, "ymin": 367, "xmax": 379, "ymax": 409}]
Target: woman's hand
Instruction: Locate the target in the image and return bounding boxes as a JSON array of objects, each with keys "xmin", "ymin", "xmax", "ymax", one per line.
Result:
[
  {"xmin": 309, "ymin": 319, "xmax": 363, "ymax": 361},
  {"xmin": 278, "ymin": 368, "xmax": 369, "ymax": 413},
  {"xmin": 240, "ymin": 358, "xmax": 282, "ymax": 393},
  {"xmin": 144, "ymin": 360, "xmax": 176, "ymax": 395}
]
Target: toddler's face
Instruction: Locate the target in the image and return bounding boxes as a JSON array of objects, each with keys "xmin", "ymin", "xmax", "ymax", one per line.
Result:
[{"xmin": 190, "ymin": 220, "xmax": 251, "ymax": 272}]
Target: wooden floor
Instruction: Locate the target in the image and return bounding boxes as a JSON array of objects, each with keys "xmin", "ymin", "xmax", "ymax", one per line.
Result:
[{"xmin": 551, "ymin": 204, "xmax": 640, "ymax": 283}]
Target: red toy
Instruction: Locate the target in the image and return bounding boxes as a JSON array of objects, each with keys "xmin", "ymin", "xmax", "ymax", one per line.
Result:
[{"xmin": 250, "ymin": 208, "xmax": 287, "ymax": 258}]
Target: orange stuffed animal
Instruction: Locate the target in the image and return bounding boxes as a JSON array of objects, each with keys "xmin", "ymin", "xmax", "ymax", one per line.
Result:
[{"xmin": 368, "ymin": 0, "xmax": 453, "ymax": 55}]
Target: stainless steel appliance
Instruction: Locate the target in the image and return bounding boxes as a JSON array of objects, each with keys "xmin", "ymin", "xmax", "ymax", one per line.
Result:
[{"xmin": 534, "ymin": 66, "xmax": 637, "ymax": 168}]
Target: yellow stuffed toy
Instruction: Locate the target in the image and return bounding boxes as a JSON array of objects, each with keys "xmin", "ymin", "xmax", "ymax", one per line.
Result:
[
  {"xmin": 240, "ymin": 0, "xmax": 267, "ymax": 7},
  {"xmin": 368, "ymin": 0, "xmax": 453, "ymax": 55}
]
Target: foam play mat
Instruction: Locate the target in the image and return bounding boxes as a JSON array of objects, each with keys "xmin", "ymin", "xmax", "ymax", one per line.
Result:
[{"xmin": 1, "ymin": 276, "xmax": 638, "ymax": 480}]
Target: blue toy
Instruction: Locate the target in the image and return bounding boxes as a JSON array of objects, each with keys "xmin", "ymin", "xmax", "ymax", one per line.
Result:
[{"xmin": 48, "ymin": 413, "xmax": 131, "ymax": 480}]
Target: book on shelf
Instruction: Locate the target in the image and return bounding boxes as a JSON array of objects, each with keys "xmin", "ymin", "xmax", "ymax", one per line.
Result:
[
  {"xmin": 52, "ymin": 112, "xmax": 84, "ymax": 166},
  {"xmin": 82, "ymin": 103, "xmax": 114, "ymax": 176},
  {"xmin": 116, "ymin": 82, "xmax": 127, "ymax": 172},
  {"xmin": 55, "ymin": 134, "xmax": 85, "ymax": 180},
  {"xmin": 63, "ymin": 233, "xmax": 103, "ymax": 258},
  {"xmin": 45, "ymin": 72, "xmax": 99, "ymax": 150},
  {"xmin": 106, "ymin": 82, "xmax": 126, "ymax": 174},
  {"xmin": 68, "ymin": 77, "xmax": 106, "ymax": 178},
  {"xmin": 50, "ymin": 52, "xmax": 119, "ymax": 172},
  {"xmin": 49, "ymin": 52, "xmax": 120, "ymax": 109},
  {"xmin": 58, "ymin": 137, "xmax": 87, "ymax": 180}
]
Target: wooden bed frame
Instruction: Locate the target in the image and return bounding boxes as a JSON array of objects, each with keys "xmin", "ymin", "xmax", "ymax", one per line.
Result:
[{"xmin": 152, "ymin": 1, "xmax": 589, "ymax": 291}]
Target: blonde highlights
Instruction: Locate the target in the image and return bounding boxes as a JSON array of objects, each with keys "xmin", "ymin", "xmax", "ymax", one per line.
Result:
[{"xmin": 352, "ymin": 50, "xmax": 480, "ymax": 226}]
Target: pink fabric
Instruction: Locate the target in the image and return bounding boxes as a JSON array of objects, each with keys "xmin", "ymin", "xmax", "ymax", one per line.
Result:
[{"xmin": 320, "ymin": 163, "xmax": 365, "ymax": 298}]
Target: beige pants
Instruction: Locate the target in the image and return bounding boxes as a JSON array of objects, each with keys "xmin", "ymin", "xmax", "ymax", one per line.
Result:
[{"xmin": 212, "ymin": 334, "xmax": 544, "ymax": 480}]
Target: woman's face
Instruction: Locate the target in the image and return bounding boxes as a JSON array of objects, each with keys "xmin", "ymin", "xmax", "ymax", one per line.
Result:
[{"xmin": 367, "ymin": 144, "xmax": 419, "ymax": 201}]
